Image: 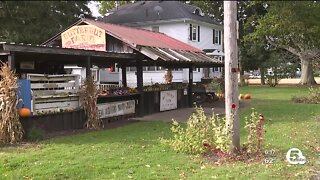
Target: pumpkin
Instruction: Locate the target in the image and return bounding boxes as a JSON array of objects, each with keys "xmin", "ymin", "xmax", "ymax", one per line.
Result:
[
  {"xmin": 18, "ymin": 107, "xmax": 31, "ymax": 117},
  {"xmin": 244, "ymin": 94, "xmax": 251, "ymax": 99}
]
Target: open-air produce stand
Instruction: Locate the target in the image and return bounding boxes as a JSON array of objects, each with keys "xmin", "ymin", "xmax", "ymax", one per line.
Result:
[{"xmin": 0, "ymin": 17, "xmax": 222, "ymax": 135}]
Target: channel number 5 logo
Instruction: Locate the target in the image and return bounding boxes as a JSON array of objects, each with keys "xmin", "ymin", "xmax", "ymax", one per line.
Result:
[{"xmin": 286, "ymin": 148, "xmax": 306, "ymax": 165}]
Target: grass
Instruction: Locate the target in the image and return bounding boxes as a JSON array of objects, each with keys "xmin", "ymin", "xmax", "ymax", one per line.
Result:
[{"xmin": 0, "ymin": 86, "xmax": 319, "ymax": 179}]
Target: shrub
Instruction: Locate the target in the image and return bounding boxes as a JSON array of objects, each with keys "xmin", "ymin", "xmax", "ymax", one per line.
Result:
[
  {"xmin": 208, "ymin": 78, "xmax": 224, "ymax": 94},
  {"xmin": 162, "ymin": 107, "xmax": 265, "ymax": 157},
  {"xmin": 27, "ymin": 127, "xmax": 45, "ymax": 141},
  {"xmin": 161, "ymin": 106, "xmax": 231, "ymax": 155},
  {"xmin": 292, "ymin": 87, "xmax": 320, "ymax": 104}
]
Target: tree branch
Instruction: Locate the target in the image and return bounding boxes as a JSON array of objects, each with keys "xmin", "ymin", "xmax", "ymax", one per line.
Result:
[{"xmin": 283, "ymin": 46, "xmax": 301, "ymax": 57}]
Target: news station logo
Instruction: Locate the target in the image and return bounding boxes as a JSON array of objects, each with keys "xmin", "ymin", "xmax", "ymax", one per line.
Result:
[{"xmin": 286, "ymin": 148, "xmax": 306, "ymax": 165}]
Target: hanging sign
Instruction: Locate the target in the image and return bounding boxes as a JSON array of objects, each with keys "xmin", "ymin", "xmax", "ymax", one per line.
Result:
[
  {"xmin": 61, "ymin": 24, "xmax": 106, "ymax": 51},
  {"xmin": 160, "ymin": 90, "xmax": 177, "ymax": 111},
  {"xmin": 97, "ymin": 100, "xmax": 135, "ymax": 119}
]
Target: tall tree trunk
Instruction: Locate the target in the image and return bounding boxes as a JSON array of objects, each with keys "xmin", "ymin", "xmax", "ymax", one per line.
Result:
[
  {"xmin": 260, "ymin": 67, "xmax": 265, "ymax": 85},
  {"xmin": 299, "ymin": 59, "xmax": 317, "ymax": 85}
]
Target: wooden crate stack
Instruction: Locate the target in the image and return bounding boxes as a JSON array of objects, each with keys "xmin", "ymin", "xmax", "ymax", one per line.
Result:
[{"xmin": 27, "ymin": 74, "xmax": 80, "ymax": 115}]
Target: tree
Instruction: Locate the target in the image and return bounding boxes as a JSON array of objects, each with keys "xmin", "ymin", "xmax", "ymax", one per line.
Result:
[
  {"xmin": 245, "ymin": 1, "xmax": 320, "ymax": 85},
  {"xmin": 98, "ymin": 1, "xmax": 134, "ymax": 15},
  {"xmin": 241, "ymin": 44, "xmax": 270, "ymax": 85},
  {"xmin": 190, "ymin": 1, "xmax": 268, "ymax": 85},
  {"xmin": 0, "ymin": 1, "xmax": 91, "ymax": 44}
]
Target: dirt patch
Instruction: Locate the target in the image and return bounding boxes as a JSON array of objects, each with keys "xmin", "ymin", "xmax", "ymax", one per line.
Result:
[{"xmin": 202, "ymin": 150, "xmax": 262, "ymax": 165}]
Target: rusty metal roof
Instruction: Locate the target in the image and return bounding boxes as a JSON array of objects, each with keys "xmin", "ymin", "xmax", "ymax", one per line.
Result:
[
  {"xmin": 83, "ymin": 18, "xmax": 202, "ymax": 52},
  {"xmin": 42, "ymin": 18, "xmax": 222, "ymax": 66},
  {"xmin": 82, "ymin": 19, "xmax": 222, "ymax": 65},
  {"xmin": 140, "ymin": 47, "xmax": 222, "ymax": 65}
]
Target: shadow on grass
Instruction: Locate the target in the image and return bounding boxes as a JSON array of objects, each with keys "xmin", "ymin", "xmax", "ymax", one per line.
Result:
[{"xmin": 40, "ymin": 121, "xmax": 173, "ymax": 145}]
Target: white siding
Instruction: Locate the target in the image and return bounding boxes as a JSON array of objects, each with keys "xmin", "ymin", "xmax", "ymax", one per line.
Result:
[{"xmin": 140, "ymin": 22, "xmax": 223, "ymax": 52}]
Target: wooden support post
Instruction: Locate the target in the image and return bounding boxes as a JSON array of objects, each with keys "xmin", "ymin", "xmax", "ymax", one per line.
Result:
[
  {"xmin": 136, "ymin": 59, "xmax": 144, "ymax": 117},
  {"xmin": 86, "ymin": 56, "xmax": 92, "ymax": 80},
  {"xmin": 8, "ymin": 52, "xmax": 15, "ymax": 70},
  {"xmin": 121, "ymin": 65, "xmax": 127, "ymax": 87},
  {"xmin": 224, "ymin": 1, "xmax": 240, "ymax": 153},
  {"xmin": 188, "ymin": 66, "xmax": 193, "ymax": 107}
]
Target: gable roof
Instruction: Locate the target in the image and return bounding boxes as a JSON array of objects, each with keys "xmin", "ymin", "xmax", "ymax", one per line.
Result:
[
  {"xmin": 42, "ymin": 18, "xmax": 222, "ymax": 66},
  {"xmin": 83, "ymin": 18, "xmax": 202, "ymax": 52},
  {"xmin": 101, "ymin": 1, "xmax": 220, "ymax": 26}
]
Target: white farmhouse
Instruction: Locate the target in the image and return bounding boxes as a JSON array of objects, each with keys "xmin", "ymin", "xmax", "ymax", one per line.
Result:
[{"xmin": 97, "ymin": 1, "xmax": 224, "ymax": 86}]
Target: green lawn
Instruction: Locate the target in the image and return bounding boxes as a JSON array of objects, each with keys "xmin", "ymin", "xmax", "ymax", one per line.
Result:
[{"xmin": 0, "ymin": 86, "xmax": 319, "ymax": 179}]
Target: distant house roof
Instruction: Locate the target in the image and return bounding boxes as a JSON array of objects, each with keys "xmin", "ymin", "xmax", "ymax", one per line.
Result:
[{"xmin": 100, "ymin": 1, "xmax": 220, "ymax": 26}]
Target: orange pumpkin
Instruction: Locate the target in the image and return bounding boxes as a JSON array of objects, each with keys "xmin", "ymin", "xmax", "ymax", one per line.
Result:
[
  {"xmin": 18, "ymin": 107, "xmax": 31, "ymax": 117},
  {"xmin": 244, "ymin": 94, "xmax": 251, "ymax": 99}
]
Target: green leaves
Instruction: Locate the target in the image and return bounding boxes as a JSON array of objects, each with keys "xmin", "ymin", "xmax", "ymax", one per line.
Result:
[
  {"xmin": 99, "ymin": 1, "xmax": 133, "ymax": 15},
  {"xmin": 162, "ymin": 106, "xmax": 231, "ymax": 155},
  {"xmin": 0, "ymin": 1, "xmax": 91, "ymax": 44},
  {"xmin": 245, "ymin": 1, "xmax": 320, "ymax": 49}
]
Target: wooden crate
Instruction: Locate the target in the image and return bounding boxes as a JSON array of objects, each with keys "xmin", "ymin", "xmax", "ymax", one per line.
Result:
[{"xmin": 27, "ymin": 74, "xmax": 80, "ymax": 115}]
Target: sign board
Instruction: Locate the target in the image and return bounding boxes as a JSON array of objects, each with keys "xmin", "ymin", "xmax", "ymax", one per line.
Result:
[
  {"xmin": 97, "ymin": 100, "xmax": 135, "ymax": 119},
  {"xmin": 20, "ymin": 61, "xmax": 35, "ymax": 70},
  {"xmin": 61, "ymin": 25, "xmax": 106, "ymax": 51},
  {"xmin": 160, "ymin": 90, "xmax": 177, "ymax": 111}
]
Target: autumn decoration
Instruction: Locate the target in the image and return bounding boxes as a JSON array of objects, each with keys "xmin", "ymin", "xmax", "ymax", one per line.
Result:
[{"xmin": 0, "ymin": 62, "xmax": 24, "ymax": 144}]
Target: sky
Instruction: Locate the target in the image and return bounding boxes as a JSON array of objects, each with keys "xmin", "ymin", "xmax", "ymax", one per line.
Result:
[{"xmin": 87, "ymin": 1, "xmax": 102, "ymax": 17}]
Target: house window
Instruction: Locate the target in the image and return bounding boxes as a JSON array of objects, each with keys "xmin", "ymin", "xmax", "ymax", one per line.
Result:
[
  {"xmin": 151, "ymin": 26, "xmax": 159, "ymax": 32},
  {"xmin": 189, "ymin": 24, "xmax": 200, "ymax": 41},
  {"xmin": 192, "ymin": 25, "xmax": 197, "ymax": 41},
  {"xmin": 213, "ymin": 29, "xmax": 222, "ymax": 45}
]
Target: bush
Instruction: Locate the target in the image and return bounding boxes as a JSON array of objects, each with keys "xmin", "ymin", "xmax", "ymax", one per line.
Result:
[
  {"xmin": 161, "ymin": 106, "xmax": 231, "ymax": 155},
  {"xmin": 27, "ymin": 127, "xmax": 45, "ymax": 141},
  {"xmin": 162, "ymin": 107, "xmax": 265, "ymax": 156},
  {"xmin": 292, "ymin": 87, "xmax": 320, "ymax": 104},
  {"xmin": 208, "ymin": 78, "xmax": 224, "ymax": 93}
]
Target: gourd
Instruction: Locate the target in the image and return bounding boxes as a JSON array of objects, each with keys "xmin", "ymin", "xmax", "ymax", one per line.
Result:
[
  {"xmin": 244, "ymin": 94, "xmax": 251, "ymax": 99},
  {"xmin": 18, "ymin": 106, "xmax": 31, "ymax": 117}
]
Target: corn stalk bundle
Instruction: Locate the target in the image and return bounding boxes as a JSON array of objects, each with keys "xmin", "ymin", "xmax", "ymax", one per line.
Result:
[
  {"xmin": 0, "ymin": 62, "xmax": 24, "ymax": 144},
  {"xmin": 79, "ymin": 77, "xmax": 103, "ymax": 129}
]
